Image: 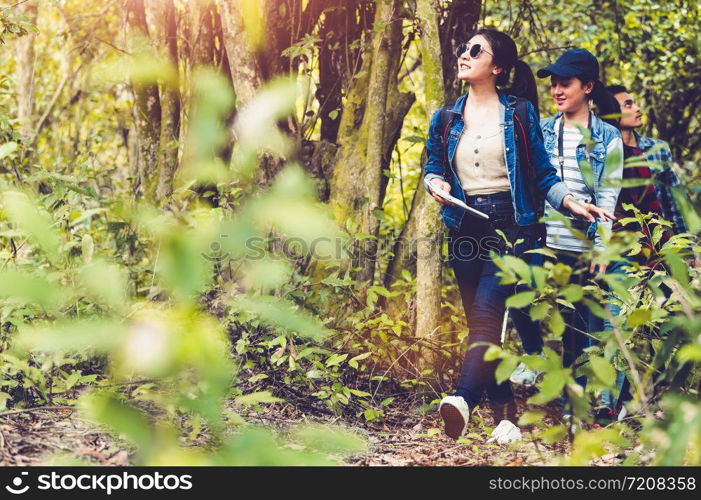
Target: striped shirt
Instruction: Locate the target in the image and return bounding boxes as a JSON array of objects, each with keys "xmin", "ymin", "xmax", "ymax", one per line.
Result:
[{"xmin": 545, "ymin": 121, "xmax": 608, "ymax": 252}]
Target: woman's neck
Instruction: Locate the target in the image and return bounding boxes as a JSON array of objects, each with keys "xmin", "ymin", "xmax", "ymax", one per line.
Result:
[
  {"xmin": 466, "ymin": 80, "xmax": 499, "ymax": 108},
  {"xmin": 563, "ymin": 105, "xmax": 590, "ymax": 128}
]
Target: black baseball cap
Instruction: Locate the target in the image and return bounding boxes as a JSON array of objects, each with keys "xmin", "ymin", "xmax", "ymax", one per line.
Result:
[{"xmin": 537, "ymin": 48, "xmax": 599, "ymax": 80}]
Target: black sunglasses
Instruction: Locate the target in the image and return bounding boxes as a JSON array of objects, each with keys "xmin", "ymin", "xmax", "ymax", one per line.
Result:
[{"xmin": 455, "ymin": 42, "xmax": 493, "ymax": 59}]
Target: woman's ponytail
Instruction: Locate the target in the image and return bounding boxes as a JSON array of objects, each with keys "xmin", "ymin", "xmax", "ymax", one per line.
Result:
[
  {"xmin": 506, "ymin": 60, "xmax": 539, "ymax": 113},
  {"xmin": 590, "ymin": 79, "xmax": 619, "ymax": 128}
]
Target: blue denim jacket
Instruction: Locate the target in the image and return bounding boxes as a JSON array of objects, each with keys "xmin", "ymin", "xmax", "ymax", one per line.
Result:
[
  {"xmin": 540, "ymin": 112, "xmax": 623, "ymax": 248},
  {"xmin": 423, "ymin": 92, "xmax": 570, "ymax": 231}
]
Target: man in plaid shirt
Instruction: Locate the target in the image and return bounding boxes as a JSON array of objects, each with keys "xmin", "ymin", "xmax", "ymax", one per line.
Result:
[
  {"xmin": 608, "ymin": 84, "xmax": 687, "ymax": 238},
  {"xmin": 594, "ymin": 85, "xmax": 691, "ymax": 424}
]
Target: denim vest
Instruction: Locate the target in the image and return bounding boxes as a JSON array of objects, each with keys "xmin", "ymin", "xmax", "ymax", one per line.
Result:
[
  {"xmin": 423, "ymin": 92, "xmax": 569, "ymax": 232},
  {"xmin": 540, "ymin": 112, "xmax": 623, "ymax": 242}
]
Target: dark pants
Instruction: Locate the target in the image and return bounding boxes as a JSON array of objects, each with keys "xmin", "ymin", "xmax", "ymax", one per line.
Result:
[
  {"xmin": 559, "ymin": 251, "xmax": 596, "ymax": 384},
  {"xmin": 512, "ymin": 247, "xmax": 597, "ymax": 413},
  {"xmin": 448, "ymin": 191, "xmax": 545, "ymax": 422}
]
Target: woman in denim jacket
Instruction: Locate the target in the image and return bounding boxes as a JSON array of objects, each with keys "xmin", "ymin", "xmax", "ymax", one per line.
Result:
[
  {"xmin": 509, "ymin": 49, "xmax": 624, "ymax": 426},
  {"xmin": 423, "ymin": 30, "xmax": 613, "ymax": 444}
]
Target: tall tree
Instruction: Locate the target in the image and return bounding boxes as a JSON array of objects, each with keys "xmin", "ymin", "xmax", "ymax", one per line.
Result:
[
  {"xmin": 414, "ymin": 0, "xmax": 448, "ymax": 364},
  {"xmin": 153, "ymin": 0, "xmax": 181, "ymax": 202},
  {"xmin": 328, "ymin": 0, "xmax": 408, "ymax": 287},
  {"xmin": 125, "ymin": 0, "xmax": 161, "ymax": 200},
  {"xmin": 13, "ymin": 0, "xmax": 38, "ymax": 144}
]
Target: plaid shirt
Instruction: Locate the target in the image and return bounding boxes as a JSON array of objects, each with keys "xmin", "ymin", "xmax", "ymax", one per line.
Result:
[{"xmin": 635, "ymin": 132, "xmax": 688, "ymax": 235}]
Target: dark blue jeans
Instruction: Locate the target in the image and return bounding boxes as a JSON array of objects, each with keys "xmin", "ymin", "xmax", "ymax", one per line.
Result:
[
  {"xmin": 559, "ymin": 251, "xmax": 596, "ymax": 380},
  {"xmin": 448, "ymin": 191, "xmax": 545, "ymax": 421},
  {"xmin": 495, "ymin": 243, "xmax": 597, "ymax": 414}
]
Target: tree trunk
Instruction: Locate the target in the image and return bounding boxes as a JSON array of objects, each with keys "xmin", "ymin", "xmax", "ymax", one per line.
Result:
[
  {"xmin": 328, "ymin": 0, "xmax": 401, "ymax": 288},
  {"xmin": 414, "ymin": 0, "xmax": 447, "ymax": 360},
  {"xmin": 316, "ymin": 0, "xmax": 347, "ymax": 143},
  {"xmin": 357, "ymin": 0, "xmax": 398, "ymax": 284},
  {"xmin": 125, "ymin": 0, "xmax": 162, "ymax": 201},
  {"xmin": 219, "ymin": 0, "xmax": 263, "ymax": 109},
  {"xmin": 13, "ymin": 0, "xmax": 38, "ymax": 143},
  {"xmin": 154, "ymin": 0, "xmax": 181, "ymax": 202},
  {"xmin": 219, "ymin": 0, "xmax": 288, "ymax": 185}
]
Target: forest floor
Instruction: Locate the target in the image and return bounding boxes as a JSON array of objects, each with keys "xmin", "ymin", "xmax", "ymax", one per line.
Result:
[{"xmin": 0, "ymin": 388, "xmax": 629, "ymax": 466}]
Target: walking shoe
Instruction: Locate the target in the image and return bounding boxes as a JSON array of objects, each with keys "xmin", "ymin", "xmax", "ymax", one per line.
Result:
[
  {"xmin": 438, "ymin": 395, "xmax": 470, "ymax": 440},
  {"xmin": 487, "ymin": 420, "xmax": 522, "ymax": 444},
  {"xmin": 617, "ymin": 405, "xmax": 628, "ymax": 422},
  {"xmin": 509, "ymin": 353, "xmax": 545, "ymax": 386},
  {"xmin": 563, "ymin": 413, "xmax": 579, "ymax": 434}
]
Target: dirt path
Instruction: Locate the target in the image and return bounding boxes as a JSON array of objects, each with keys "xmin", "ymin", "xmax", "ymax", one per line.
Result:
[
  {"xmin": 0, "ymin": 408, "xmax": 128, "ymax": 466},
  {"xmin": 0, "ymin": 394, "xmax": 622, "ymax": 466}
]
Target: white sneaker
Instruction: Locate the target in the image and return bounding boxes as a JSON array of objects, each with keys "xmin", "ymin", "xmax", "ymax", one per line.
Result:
[
  {"xmin": 439, "ymin": 396, "xmax": 470, "ymax": 440},
  {"xmin": 617, "ymin": 405, "xmax": 628, "ymax": 422},
  {"xmin": 563, "ymin": 413, "xmax": 579, "ymax": 434},
  {"xmin": 509, "ymin": 353, "xmax": 545, "ymax": 386},
  {"xmin": 487, "ymin": 419, "xmax": 522, "ymax": 444}
]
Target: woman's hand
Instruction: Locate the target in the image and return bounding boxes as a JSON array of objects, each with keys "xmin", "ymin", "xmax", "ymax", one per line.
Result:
[
  {"xmin": 428, "ymin": 178, "xmax": 455, "ymax": 205},
  {"xmin": 562, "ymin": 195, "xmax": 616, "ymax": 223}
]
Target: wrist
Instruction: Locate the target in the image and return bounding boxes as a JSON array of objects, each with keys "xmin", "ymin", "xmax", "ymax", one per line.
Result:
[{"xmin": 562, "ymin": 194, "xmax": 575, "ymax": 209}]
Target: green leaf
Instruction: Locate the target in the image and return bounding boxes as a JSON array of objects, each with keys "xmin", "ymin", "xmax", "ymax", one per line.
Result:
[
  {"xmin": 589, "ymin": 356, "xmax": 616, "ymax": 385},
  {"xmin": 626, "ymin": 308, "xmax": 652, "ymax": 328},
  {"xmin": 292, "ymin": 424, "xmax": 366, "ymax": 455},
  {"xmin": 495, "ymin": 356, "xmax": 519, "ymax": 384},
  {"xmin": 498, "ymin": 255, "xmax": 532, "ymax": 281},
  {"xmin": 551, "ymin": 263, "xmax": 572, "ymax": 286},
  {"xmin": 325, "ymin": 353, "xmax": 348, "ymax": 367},
  {"xmin": 529, "ymin": 371, "xmax": 567, "ymax": 404},
  {"xmin": 0, "ymin": 142, "xmax": 18, "ymax": 160},
  {"xmin": 529, "ymin": 302, "xmax": 550, "ymax": 321},
  {"xmin": 402, "ymin": 135, "xmax": 425, "ymax": 144},
  {"xmin": 548, "ymin": 309, "xmax": 565, "ymax": 336},
  {"xmin": 560, "ymin": 284, "xmax": 584, "ymax": 303},
  {"xmin": 540, "ymin": 424, "xmax": 567, "ymax": 444},
  {"xmin": 233, "ymin": 295, "xmax": 330, "ymax": 341},
  {"xmin": 349, "ymin": 389, "xmax": 371, "ymax": 397},
  {"xmin": 0, "ymin": 271, "xmax": 67, "ymax": 310},
  {"xmin": 348, "ymin": 352, "xmax": 371, "ymax": 369},
  {"xmin": 0, "ymin": 392, "xmax": 11, "ymax": 411},
  {"xmin": 506, "ymin": 291, "xmax": 536, "ymax": 309},
  {"xmin": 518, "ymin": 410, "xmax": 545, "ymax": 426},
  {"xmin": 235, "ymin": 391, "xmax": 283, "ymax": 406},
  {"xmin": 524, "ymin": 247, "xmax": 557, "ymax": 259},
  {"xmin": 3, "ymin": 190, "xmax": 61, "ymax": 263}
]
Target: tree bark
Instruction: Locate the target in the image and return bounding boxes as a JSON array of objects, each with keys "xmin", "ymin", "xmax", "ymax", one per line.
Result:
[
  {"xmin": 13, "ymin": 0, "xmax": 38, "ymax": 143},
  {"xmin": 414, "ymin": 0, "xmax": 446, "ymax": 356},
  {"xmin": 328, "ymin": 0, "xmax": 401, "ymax": 287},
  {"xmin": 357, "ymin": 0, "xmax": 398, "ymax": 284},
  {"xmin": 125, "ymin": 0, "xmax": 162, "ymax": 201},
  {"xmin": 219, "ymin": 0, "xmax": 263, "ymax": 110},
  {"xmin": 153, "ymin": 0, "xmax": 181, "ymax": 202}
]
